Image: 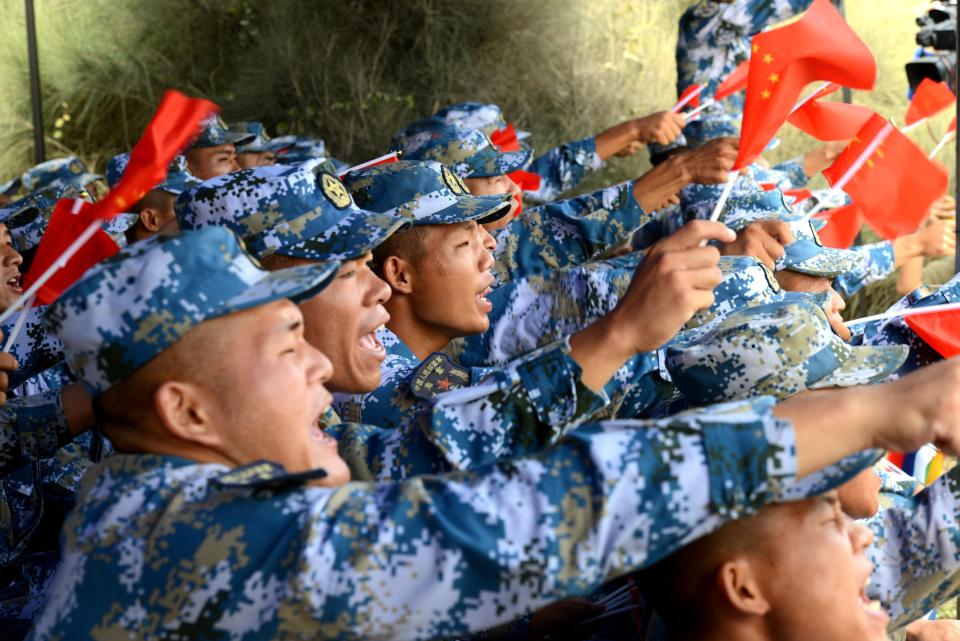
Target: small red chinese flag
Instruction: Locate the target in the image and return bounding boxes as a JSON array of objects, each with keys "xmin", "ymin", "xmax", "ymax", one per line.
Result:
[
  {"xmin": 673, "ymin": 84, "xmax": 703, "ymax": 112},
  {"xmin": 788, "ymin": 98, "xmax": 873, "ymax": 141},
  {"xmin": 715, "ymin": 61, "xmax": 750, "ymax": 101},
  {"xmin": 906, "ymin": 310, "xmax": 960, "ymax": 358},
  {"xmin": 783, "ymin": 188, "xmax": 814, "ymax": 204},
  {"xmin": 490, "ymin": 123, "xmax": 522, "ymax": 151},
  {"xmin": 823, "ymin": 114, "xmax": 948, "ymax": 240},
  {"xmin": 950, "ymin": 117, "xmax": 957, "ymax": 133},
  {"xmin": 905, "ymin": 79, "xmax": 955, "ymax": 126},
  {"xmin": 25, "ymin": 90, "xmax": 218, "ymax": 303},
  {"xmin": 814, "ymin": 203, "xmax": 863, "ymax": 249},
  {"xmin": 735, "ymin": 0, "xmax": 876, "ymax": 169}
]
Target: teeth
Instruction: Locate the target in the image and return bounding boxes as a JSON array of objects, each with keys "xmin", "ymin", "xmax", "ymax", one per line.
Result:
[
  {"xmin": 867, "ymin": 600, "xmax": 882, "ymax": 612},
  {"xmin": 864, "ymin": 577, "xmax": 870, "ymax": 589},
  {"xmin": 375, "ymin": 325, "xmax": 385, "ymax": 332}
]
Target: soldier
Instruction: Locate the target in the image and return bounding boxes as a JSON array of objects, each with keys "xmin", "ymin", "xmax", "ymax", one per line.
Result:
[
  {"xmin": 27, "ymin": 225, "xmax": 960, "ymax": 640},
  {"xmin": 106, "ymin": 153, "xmax": 199, "ymax": 243},
  {"xmin": 184, "ymin": 114, "xmax": 255, "ymax": 180},
  {"xmin": 231, "ymin": 121, "xmax": 293, "ymax": 169},
  {"xmin": 396, "ymin": 101, "xmax": 689, "ymax": 204}
]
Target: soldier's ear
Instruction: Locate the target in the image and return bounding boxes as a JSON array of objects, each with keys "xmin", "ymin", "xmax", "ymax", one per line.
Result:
[
  {"xmin": 138, "ymin": 207, "xmax": 163, "ymax": 232},
  {"xmin": 153, "ymin": 380, "xmax": 225, "ymax": 449},
  {"xmin": 716, "ymin": 557, "xmax": 770, "ymax": 617},
  {"xmin": 380, "ymin": 255, "xmax": 414, "ymax": 294}
]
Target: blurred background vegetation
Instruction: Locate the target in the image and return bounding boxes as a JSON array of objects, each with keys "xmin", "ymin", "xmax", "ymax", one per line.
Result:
[{"xmin": 0, "ymin": 0, "xmax": 952, "ymax": 192}]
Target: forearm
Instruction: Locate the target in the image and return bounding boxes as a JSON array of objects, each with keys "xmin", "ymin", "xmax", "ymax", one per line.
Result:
[
  {"xmin": 896, "ymin": 257, "xmax": 925, "ymax": 296},
  {"xmin": 569, "ymin": 312, "xmax": 636, "ymax": 391},
  {"xmin": 894, "ymin": 234, "xmax": 924, "ymax": 269},
  {"xmin": 595, "ymin": 120, "xmax": 640, "ymax": 160}
]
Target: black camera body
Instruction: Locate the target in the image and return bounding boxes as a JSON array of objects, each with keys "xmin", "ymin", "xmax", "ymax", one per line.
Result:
[{"xmin": 906, "ymin": 1, "xmax": 958, "ymax": 93}]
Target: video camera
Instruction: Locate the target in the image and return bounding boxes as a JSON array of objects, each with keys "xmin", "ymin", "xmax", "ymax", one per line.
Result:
[{"xmin": 906, "ymin": 1, "xmax": 958, "ymax": 93}]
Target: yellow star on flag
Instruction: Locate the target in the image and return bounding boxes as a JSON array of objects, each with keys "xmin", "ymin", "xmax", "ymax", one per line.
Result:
[
  {"xmin": 753, "ymin": 43, "xmax": 760, "ymax": 53},
  {"xmin": 761, "ymin": 89, "xmax": 772, "ymax": 100},
  {"xmin": 769, "ymin": 73, "xmax": 780, "ymax": 84},
  {"xmin": 866, "ymin": 159, "xmax": 875, "ymax": 169},
  {"xmin": 763, "ymin": 53, "xmax": 773, "ymax": 64}
]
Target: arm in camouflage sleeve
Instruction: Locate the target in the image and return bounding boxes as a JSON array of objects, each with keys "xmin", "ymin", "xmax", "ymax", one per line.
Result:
[
  {"xmin": 332, "ymin": 340, "xmax": 610, "ymax": 481},
  {"xmin": 523, "ymin": 135, "xmax": 605, "ymax": 204},
  {"xmin": 491, "ymin": 181, "xmax": 650, "ymax": 285},
  {"xmin": 2, "ymin": 306, "xmax": 66, "ymax": 390},
  {"xmin": 0, "ymin": 389, "xmax": 71, "ymax": 475},
  {"xmin": 833, "ymin": 241, "xmax": 895, "ymax": 298},
  {"xmin": 41, "ymin": 398, "xmax": 863, "ymax": 641},
  {"xmin": 864, "ymin": 464, "xmax": 960, "ymax": 632}
]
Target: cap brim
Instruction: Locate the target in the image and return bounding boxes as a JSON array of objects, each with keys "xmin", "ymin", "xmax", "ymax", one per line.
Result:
[
  {"xmin": 781, "ymin": 449, "xmax": 884, "ymax": 501},
  {"xmin": 417, "ymin": 192, "xmax": 513, "ymax": 226},
  {"xmin": 811, "ymin": 344, "xmax": 908, "ymax": 389},
  {"xmin": 223, "ymin": 259, "xmax": 340, "ymax": 311},
  {"xmin": 779, "ymin": 240, "xmax": 858, "ymax": 277},
  {"xmin": 278, "ymin": 212, "xmax": 412, "ymax": 261},
  {"xmin": 102, "ymin": 214, "xmax": 139, "ymax": 234}
]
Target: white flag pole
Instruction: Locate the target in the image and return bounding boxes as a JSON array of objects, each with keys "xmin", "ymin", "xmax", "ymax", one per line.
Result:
[
  {"xmin": 672, "ymin": 86, "xmax": 705, "ymax": 113},
  {"xmin": 929, "ymin": 130, "xmax": 955, "ymax": 159},
  {"xmin": 802, "ymin": 122, "xmax": 895, "ymax": 220},
  {"xmin": 844, "ymin": 301, "xmax": 960, "ymax": 327}
]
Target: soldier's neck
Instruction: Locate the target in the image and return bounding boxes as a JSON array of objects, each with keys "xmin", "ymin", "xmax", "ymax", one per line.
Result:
[{"xmin": 384, "ymin": 317, "xmax": 452, "ymax": 362}]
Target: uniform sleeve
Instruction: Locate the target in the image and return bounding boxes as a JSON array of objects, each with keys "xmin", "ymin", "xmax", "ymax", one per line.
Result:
[
  {"xmin": 298, "ymin": 398, "xmax": 874, "ymax": 640},
  {"xmin": 0, "ymin": 390, "xmax": 71, "ymax": 476},
  {"xmin": 332, "ymin": 340, "xmax": 610, "ymax": 481},
  {"xmin": 456, "ymin": 264, "xmax": 635, "ymax": 368},
  {"xmin": 833, "ymin": 241, "xmax": 895, "ymax": 298},
  {"xmin": 717, "ymin": 0, "xmax": 815, "ymax": 37},
  {"xmin": 865, "ymin": 464, "xmax": 960, "ymax": 631},
  {"xmin": 524, "ymin": 135, "xmax": 605, "ymax": 204},
  {"xmin": 492, "ymin": 181, "xmax": 650, "ymax": 285},
  {"xmin": 2, "ymin": 306, "xmax": 66, "ymax": 390}
]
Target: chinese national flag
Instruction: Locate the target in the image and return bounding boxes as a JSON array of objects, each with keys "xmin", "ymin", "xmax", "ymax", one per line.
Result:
[
  {"xmin": 735, "ymin": 0, "xmax": 876, "ymax": 169},
  {"xmin": 822, "ymin": 114, "xmax": 948, "ymax": 240},
  {"xmin": 905, "ymin": 78, "xmax": 955, "ymax": 126},
  {"xmin": 25, "ymin": 90, "xmax": 218, "ymax": 304},
  {"xmin": 814, "ymin": 203, "xmax": 863, "ymax": 249},
  {"xmin": 490, "ymin": 124, "xmax": 542, "ymax": 196},
  {"xmin": 783, "ymin": 188, "xmax": 813, "ymax": 204},
  {"xmin": 673, "ymin": 84, "xmax": 703, "ymax": 112},
  {"xmin": 950, "ymin": 117, "xmax": 957, "ymax": 133},
  {"xmin": 905, "ymin": 310, "xmax": 960, "ymax": 358},
  {"xmin": 715, "ymin": 60, "xmax": 750, "ymax": 101},
  {"xmin": 788, "ymin": 98, "xmax": 873, "ymax": 141}
]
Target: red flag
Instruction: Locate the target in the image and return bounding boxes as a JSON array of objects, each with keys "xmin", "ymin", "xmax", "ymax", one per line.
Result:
[
  {"xmin": 905, "ymin": 79, "xmax": 955, "ymax": 126},
  {"xmin": 950, "ymin": 117, "xmax": 957, "ymax": 133},
  {"xmin": 490, "ymin": 123, "xmax": 522, "ymax": 152},
  {"xmin": 906, "ymin": 310, "xmax": 960, "ymax": 358},
  {"xmin": 788, "ymin": 98, "xmax": 873, "ymax": 141},
  {"xmin": 823, "ymin": 114, "xmax": 948, "ymax": 240},
  {"xmin": 673, "ymin": 85, "xmax": 703, "ymax": 112},
  {"xmin": 25, "ymin": 90, "xmax": 218, "ymax": 304},
  {"xmin": 814, "ymin": 203, "xmax": 863, "ymax": 248},
  {"xmin": 715, "ymin": 60, "xmax": 750, "ymax": 101},
  {"xmin": 783, "ymin": 188, "xmax": 814, "ymax": 204},
  {"xmin": 735, "ymin": 0, "xmax": 876, "ymax": 169}
]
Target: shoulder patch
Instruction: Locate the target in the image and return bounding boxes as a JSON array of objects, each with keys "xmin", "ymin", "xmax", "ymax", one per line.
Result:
[
  {"xmin": 411, "ymin": 352, "xmax": 471, "ymax": 401},
  {"xmin": 211, "ymin": 460, "xmax": 328, "ymax": 491}
]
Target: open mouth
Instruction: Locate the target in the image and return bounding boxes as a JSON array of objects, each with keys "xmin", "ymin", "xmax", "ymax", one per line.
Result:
[
  {"xmin": 475, "ymin": 284, "xmax": 493, "ymax": 312},
  {"xmin": 859, "ymin": 577, "xmax": 888, "ymax": 624},
  {"xmin": 309, "ymin": 422, "xmax": 338, "ymax": 448},
  {"xmin": 5, "ymin": 274, "xmax": 21, "ymax": 294}
]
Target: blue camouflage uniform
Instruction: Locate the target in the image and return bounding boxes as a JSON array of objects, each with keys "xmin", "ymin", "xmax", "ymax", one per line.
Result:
[
  {"xmin": 18, "ymin": 157, "xmax": 102, "ymax": 195},
  {"xmin": 412, "ymin": 102, "xmax": 606, "ymax": 204},
  {"xmin": 27, "ymin": 227, "xmax": 879, "ymax": 639},
  {"xmin": 676, "ymin": 0, "xmax": 814, "ymax": 145},
  {"xmin": 394, "ymin": 132, "xmax": 652, "ymax": 286}
]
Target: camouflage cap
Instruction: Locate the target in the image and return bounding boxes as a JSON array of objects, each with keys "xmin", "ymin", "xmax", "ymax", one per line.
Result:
[
  {"xmin": 686, "ymin": 190, "xmax": 859, "ymax": 278},
  {"xmin": 682, "ymin": 111, "xmax": 739, "ymax": 149},
  {"xmin": 343, "ymin": 160, "xmax": 513, "ymax": 226},
  {"xmin": 106, "ymin": 153, "xmax": 201, "ymax": 195},
  {"xmin": 189, "ymin": 114, "xmax": 256, "ymax": 150},
  {"xmin": 0, "ymin": 177, "xmax": 21, "ymax": 198},
  {"xmin": 45, "ymin": 227, "xmax": 339, "ymax": 396},
  {"xmin": 687, "ymin": 255, "xmax": 832, "ymax": 330},
  {"xmin": 0, "ymin": 187, "xmax": 137, "ymax": 253},
  {"xmin": 232, "ymin": 122, "xmax": 294, "ymax": 154},
  {"xmin": 408, "ymin": 124, "xmax": 531, "ymax": 179},
  {"xmin": 273, "ymin": 137, "xmax": 330, "ymax": 165},
  {"xmin": 390, "ymin": 116, "xmax": 450, "ymax": 158},
  {"xmin": 666, "ymin": 301, "xmax": 908, "ymax": 406},
  {"xmin": 21, "ymin": 157, "xmax": 103, "ymax": 194},
  {"xmin": 175, "ymin": 159, "xmax": 408, "ymax": 261},
  {"xmin": 433, "ymin": 102, "xmax": 530, "ymax": 139}
]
